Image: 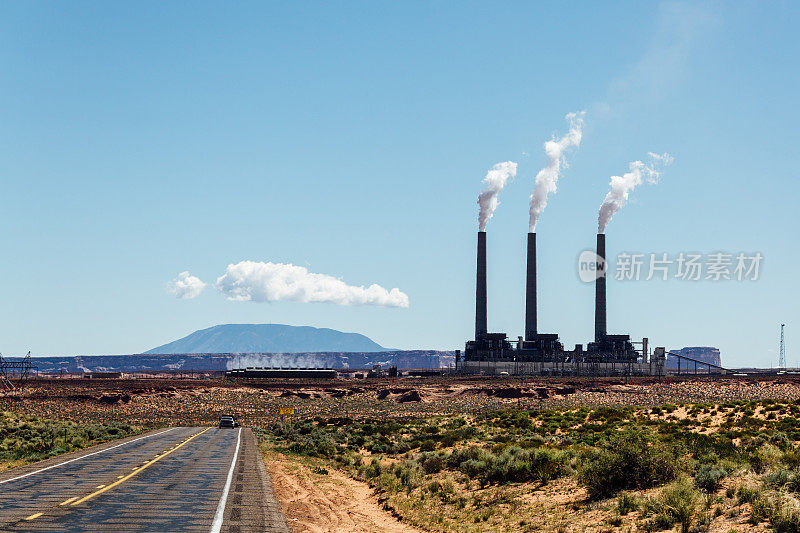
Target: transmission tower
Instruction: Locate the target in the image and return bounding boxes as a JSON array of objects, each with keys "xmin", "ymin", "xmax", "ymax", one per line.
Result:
[
  {"xmin": 0, "ymin": 351, "xmax": 34, "ymax": 390},
  {"xmin": 779, "ymin": 324, "xmax": 786, "ymax": 369}
]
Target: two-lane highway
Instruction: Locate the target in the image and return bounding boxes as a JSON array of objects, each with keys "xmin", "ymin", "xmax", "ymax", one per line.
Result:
[{"xmin": 0, "ymin": 427, "xmax": 287, "ymax": 532}]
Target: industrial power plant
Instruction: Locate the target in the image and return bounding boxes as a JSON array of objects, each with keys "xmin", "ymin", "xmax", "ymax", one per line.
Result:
[
  {"xmin": 459, "ymin": 230, "xmax": 667, "ymax": 376},
  {"xmin": 451, "ymin": 120, "xmax": 711, "ymax": 377}
]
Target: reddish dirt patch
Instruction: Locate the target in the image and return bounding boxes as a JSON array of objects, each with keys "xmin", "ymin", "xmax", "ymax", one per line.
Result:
[{"xmin": 265, "ymin": 454, "xmax": 420, "ymax": 533}]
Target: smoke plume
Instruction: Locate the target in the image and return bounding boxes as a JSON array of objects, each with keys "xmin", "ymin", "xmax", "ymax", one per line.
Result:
[
  {"xmin": 529, "ymin": 112, "xmax": 585, "ymax": 231},
  {"xmin": 166, "ymin": 271, "xmax": 206, "ymax": 299},
  {"xmin": 227, "ymin": 354, "xmax": 328, "ymax": 370},
  {"xmin": 597, "ymin": 152, "xmax": 673, "ymax": 232},
  {"xmin": 477, "ymin": 161, "xmax": 518, "ymax": 231},
  {"xmin": 216, "ymin": 260, "xmax": 409, "ymax": 308}
]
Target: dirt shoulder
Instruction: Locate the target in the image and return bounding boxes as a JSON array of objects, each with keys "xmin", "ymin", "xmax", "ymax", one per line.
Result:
[{"xmin": 264, "ymin": 452, "xmax": 420, "ymax": 533}]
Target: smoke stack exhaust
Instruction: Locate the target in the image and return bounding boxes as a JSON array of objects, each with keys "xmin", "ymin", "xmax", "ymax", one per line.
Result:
[
  {"xmin": 525, "ymin": 233, "xmax": 537, "ymax": 341},
  {"xmin": 475, "ymin": 231, "xmax": 487, "ymax": 338},
  {"xmin": 594, "ymin": 233, "xmax": 607, "ymax": 342}
]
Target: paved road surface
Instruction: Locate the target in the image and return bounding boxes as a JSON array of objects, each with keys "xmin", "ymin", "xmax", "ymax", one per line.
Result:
[{"xmin": 0, "ymin": 427, "xmax": 288, "ymax": 532}]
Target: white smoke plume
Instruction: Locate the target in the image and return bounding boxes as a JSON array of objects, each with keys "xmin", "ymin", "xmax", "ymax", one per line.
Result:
[
  {"xmin": 529, "ymin": 112, "xmax": 585, "ymax": 231},
  {"xmin": 477, "ymin": 161, "xmax": 518, "ymax": 231},
  {"xmin": 216, "ymin": 260, "xmax": 409, "ymax": 308},
  {"xmin": 227, "ymin": 354, "xmax": 327, "ymax": 370},
  {"xmin": 166, "ymin": 271, "xmax": 207, "ymax": 299},
  {"xmin": 597, "ymin": 152, "xmax": 673, "ymax": 233}
]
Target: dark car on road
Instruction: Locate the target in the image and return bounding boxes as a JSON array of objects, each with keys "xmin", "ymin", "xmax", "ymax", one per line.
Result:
[{"xmin": 219, "ymin": 416, "xmax": 239, "ymax": 428}]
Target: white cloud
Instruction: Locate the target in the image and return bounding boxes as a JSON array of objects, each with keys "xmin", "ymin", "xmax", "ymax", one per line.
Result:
[
  {"xmin": 166, "ymin": 271, "xmax": 207, "ymax": 299},
  {"xmin": 216, "ymin": 260, "xmax": 409, "ymax": 308}
]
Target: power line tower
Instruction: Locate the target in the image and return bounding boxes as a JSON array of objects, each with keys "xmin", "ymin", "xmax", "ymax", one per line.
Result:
[
  {"xmin": 779, "ymin": 324, "xmax": 786, "ymax": 369},
  {"xmin": 0, "ymin": 351, "xmax": 34, "ymax": 391}
]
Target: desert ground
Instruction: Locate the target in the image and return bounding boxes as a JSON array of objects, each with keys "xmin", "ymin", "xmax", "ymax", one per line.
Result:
[{"xmin": 5, "ymin": 374, "xmax": 800, "ymax": 531}]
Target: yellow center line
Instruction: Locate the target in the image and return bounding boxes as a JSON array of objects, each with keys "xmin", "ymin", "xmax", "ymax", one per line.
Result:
[
  {"xmin": 25, "ymin": 513, "xmax": 43, "ymax": 520},
  {"xmin": 71, "ymin": 427, "xmax": 211, "ymax": 507},
  {"xmin": 59, "ymin": 497, "xmax": 79, "ymax": 506}
]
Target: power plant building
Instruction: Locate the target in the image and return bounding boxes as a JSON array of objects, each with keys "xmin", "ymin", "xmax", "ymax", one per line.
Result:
[{"xmin": 461, "ymin": 230, "xmax": 665, "ymax": 376}]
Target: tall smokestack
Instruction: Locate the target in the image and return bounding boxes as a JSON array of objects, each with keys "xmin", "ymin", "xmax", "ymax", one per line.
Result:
[
  {"xmin": 475, "ymin": 231, "xmax": 487, "ymax": 338},
  {"xmin": 594, "ymin": 233, "xmax": 607, "ymax": 342},
  {"xmin": 525, "ymin": 233, "xmax": 537, "ymax": 341}
]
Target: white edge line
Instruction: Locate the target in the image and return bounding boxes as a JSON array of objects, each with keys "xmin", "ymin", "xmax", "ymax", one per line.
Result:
[
  {"xmin": 0, "ymin": 427, "xmax": 176, "ymax": 486},
  {"xmin": 210, "ymin": 428, "xmax": 241, "ymax": 533}
]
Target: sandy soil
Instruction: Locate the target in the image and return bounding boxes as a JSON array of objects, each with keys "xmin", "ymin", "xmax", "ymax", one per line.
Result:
[
  {"xmin": 0, "ymin": 459, "xmax": 25, "ymax": 472},
  {"xmin": 265, "ymin": 454, "xmax": 420, "ymax": 533}
]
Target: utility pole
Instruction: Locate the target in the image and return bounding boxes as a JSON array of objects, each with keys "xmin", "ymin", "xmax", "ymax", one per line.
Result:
[{"xmin": 779, "ymin": 324, "xmax": 786, "ymax": 369}]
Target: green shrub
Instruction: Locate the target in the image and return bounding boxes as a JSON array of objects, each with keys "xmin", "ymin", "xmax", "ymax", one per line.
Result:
[
  {"xmin": 751, "ymin": 444, "xmax": 783, "ymax": 474},
  {"xmin": 420, "ymin": 439, "xmax": 436, "ymax": 452},
  {"xmin": 617, "ymin": 491, "xmax": 640, "ymax": 515},
  {"xmin": 767, "ymin": 494, "xmax": 800, "ymax": 533},
  {"xmin": 660, "ymin": 477, "xmax": 701, "ymax": 533},
  {"xmin": 750, "ymin": 490, "xmax": 800, "ymax": 532},
  {"xmin": 392, "ymin": 462, "xmax": 420, "ymax": 492},
  {"xmin": 588, "ymin": 406, "xmax": 630, "ymax": 423},
  {"xmin": 440, "ymin": 426, "xmax": 476, "ymax": 447},
  {"xmin": 771, "ymin": 433, "xmax": 791, "ymax": 450},
  {"xmin": 460, "ymin": 459, "xmax": 490, "ymax": 482},
  {"xmin": 445, "ymin": 417, "xmax": 466, "ymax": 429},
  {"xmin": 695, "ymin": 463, "xmax": 728, "ymax": 493},
  {"xmin": 0, "ymin": 413, "xmax": 141, "ymax": 464},
  {"xmin": 492, "ymin": 411, "xmax": 532, "ymax": 429},
  {"xmin": 374, "ymin": 472, "xmax": 400, "ymax": 494},
  {"xmin": 653, "ymin": 513, "xmax": 676, "ymax": 530},
  {"xmin": 578, "ymin": 432, "xmax": 677, "ymax": 499},
  {"xmin": 737, "ymin": 483, "xmax": 763, "ymax": 506},
  {"xmin": 640, "ymin": 478, "xmax": 700, "ymax": 533},
  {"xmin": 781, "ymin": 449, "xmax": 800, "ymax": 469},
  {"xmin": 426, "ymin": 480, "xmax": 442, "ymax": 493},
  {"xmin": 765, "ymin": 469, "xmax": 793, "ymax": 489},
  {"xmin": 421, "ymin": 454, "xmax": 445, "ymax": 475},
  {"xmin": 280, "ymin": 428, "xmax": 337, "ymax": 458},
  {"xmin": 448, "ymin": 445, "xmax": 567, "ymax": 486},
  {"xmin": 447, "ymin": 446, "xmax": 490, "ymax": 469},
  {"xmin": 364, "ymin": 458, "xmax": 382, "ymax": 479}
]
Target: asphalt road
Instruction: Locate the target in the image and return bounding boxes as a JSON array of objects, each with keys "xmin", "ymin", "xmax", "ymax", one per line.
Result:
[{"xmin": 0, "ymin": 427, "xmax": 288, "ymax": 532}]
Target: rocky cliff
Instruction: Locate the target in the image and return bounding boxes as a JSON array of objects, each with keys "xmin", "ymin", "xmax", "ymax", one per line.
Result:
[
  {"xmin": 667, "ymin": 346, "xmax": 722, "ymax": 368},
  {"xmin": 21, "ymin": 350, "xmax": 453, "ymax": 373}
]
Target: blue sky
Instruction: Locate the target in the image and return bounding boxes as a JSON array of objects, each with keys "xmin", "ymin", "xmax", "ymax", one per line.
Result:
[{"xmin": 1, "ymin": 2, "xmax": 797, "ymax": 367}]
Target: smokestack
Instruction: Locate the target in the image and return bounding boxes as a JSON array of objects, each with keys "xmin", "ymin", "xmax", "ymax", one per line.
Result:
[
  {"xmin": 475, "ymin": 231, "xmax": 487, "ymax": 338},
  {"xmin": 594, "ymin": 233, "xmax": 607, "ymax": 342},
  {"xmin": 525, "ymin": 233, "xmax": 537, "ymax": 341}
]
